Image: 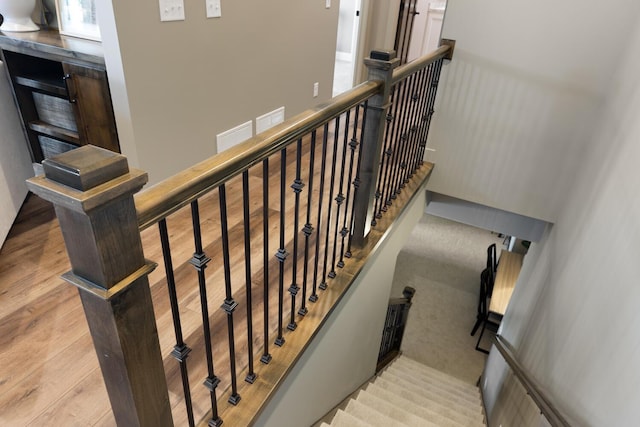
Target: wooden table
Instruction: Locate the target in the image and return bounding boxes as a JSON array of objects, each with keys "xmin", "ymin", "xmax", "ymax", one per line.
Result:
[{"xmin": 489, "ymin": 250, "xmax": 524, "ymax": 316}]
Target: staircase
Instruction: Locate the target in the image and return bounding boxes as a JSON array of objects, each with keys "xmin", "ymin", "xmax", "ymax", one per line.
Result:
[{"xmin": 320, "ymin": 355, "xmax": 486, "ymax": 427}]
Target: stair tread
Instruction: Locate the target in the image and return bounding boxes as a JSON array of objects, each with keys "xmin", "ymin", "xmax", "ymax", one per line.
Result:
[
  {"xmin": 364, "ymin": 382, "xmax": 481, "ymax": 427},
  {"xmin": 330, "ymin": 409, "xmax": 372, "ymax": 427},
  {"xmin": 391, "ymin": 357, "xmax": 481, "ymax": 395},
  {"xmin": 368, "ymin": 379, "xmax": 484, "ymax": 426},
  {"xmin": 381, "ymin": 368, "xmax": 483, "ymax": 410},
  {"xmin": 355, "ymin": 389, "xmax": 441, "ymax": 427},
  {"xmin": 345, "ymin": 399, "xmax": 409, "ymax": 427},
  {"xmin": 393, "ymin": 356, "xmax": 479, "ymax": 387}
]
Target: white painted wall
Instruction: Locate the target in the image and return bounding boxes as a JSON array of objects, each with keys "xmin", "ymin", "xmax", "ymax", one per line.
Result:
[
  {"xmin": 255, "ymin": 188, "xmax": 427, "ymax": 427},
  {"xmin": 426, "ymin": 0, "xmax": 640, "ymax": 222},
  {"xmin": 0, "ymin": 62, "xmax": 33, "ymax": 247},
  {"xmin": 484, "ymin": 10, "xmax": 640, "ymax": 426},
  {"xmin": 96, "ymin": 0, "xmax": 339, "ymax": 184}
]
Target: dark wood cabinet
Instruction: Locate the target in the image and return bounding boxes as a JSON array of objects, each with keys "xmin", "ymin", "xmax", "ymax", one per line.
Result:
[{"xmin": 0, "ymin": 29, "xmax": 120, "ymax": 164}]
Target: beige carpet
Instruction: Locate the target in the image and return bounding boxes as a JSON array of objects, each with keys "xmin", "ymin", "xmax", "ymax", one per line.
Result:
[
  {"xmin": 321, "ymin": 355, "xmax": 485, "ymax": 426},
  {"xmin": 390, "ymin": 213, "xmax": 505, "ymax": 385}
]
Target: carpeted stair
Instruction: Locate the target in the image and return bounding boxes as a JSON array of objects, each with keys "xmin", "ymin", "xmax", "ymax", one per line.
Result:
[{"xmin": 321, "ymin": 355, "xmax": 486, "ymax": 426}]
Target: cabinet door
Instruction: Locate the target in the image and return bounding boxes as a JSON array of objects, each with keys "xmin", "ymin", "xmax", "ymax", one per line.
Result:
[{"xmin": 62, "ymin": 62, "xmax": 120, "ymax": 153}]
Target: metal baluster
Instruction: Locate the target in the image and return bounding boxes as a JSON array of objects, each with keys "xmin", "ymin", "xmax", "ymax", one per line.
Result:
[
  {"xmin": 416, "ymin": 63, "xmax": 437, "ymax": 168},
  {"xmin": 187, "ymin": 202, "xmax": 222, "ymax": 427},
  {"xmin": 373, "ymin": 87, "xmax": 398, "ymax": 224},
  {"xmin": 218, "ymin": 184, "xmax": 241, "ymax": 405},
  {"xmin": 159, "ymin": 219, "xmax": 196, "ymax": 427},
  {"xmin": 261, "ymin": 159, "xmax": 272, "ymax": 364},
  {"xmin": 401, "ymin": 70, "xmax": 424, "ymax": 185},
  {"xmin": 288, "ymin": 139, "xmax": 304, "ymax": 331},
  {"xmin": 338, "ymin": 106, "xmax": 360, "ymax": 265},
  {"xmin": 388, "ymin": 74, "xmax": 412, "ymax": 204},
  {"xmin": 275, "ymin": 149, "xmax": 288, "ymax": 346},
  {"xmin": 321, "ymin": 117, "xmax": 341, "ymax": 287},
  {"xmin": 418, "ymin": 59, "xmax": 444, "ymax": 165},
  {"xmin": 346, "ymin": 101, "xmax": 368, "ymax": 256},
  {"xmin": 329, "ymin": 111, "xmax": 351, "ymax": 277},
  {"xmin": 310, "ymin": 123, "xmax": 330, "ymax": 300},
  {"xmin": 299, "ymin": 131, "xmax": 316, "ymax": 315},
  {"xmin": 380, "ymin": 81, "xmax": 404, "ymax": 217},
  {"xmin": 241, "ymin": 171, "xmax": 257, "ymax": 383},
  {"xmin": 408, "ymin": 67, "xmax": 430, "ymax": 176},
  {"xmin": 395, "ymin": 72, "xmax": 417, "ymax": 197}
]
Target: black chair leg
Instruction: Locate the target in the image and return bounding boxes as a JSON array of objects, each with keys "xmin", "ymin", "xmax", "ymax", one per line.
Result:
[{"xmin": 470, "ymin": 314, "xmax": 483, "ymax": 336}]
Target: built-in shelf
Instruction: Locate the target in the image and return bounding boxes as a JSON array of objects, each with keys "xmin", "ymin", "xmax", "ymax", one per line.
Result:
[
  {"xmin": 28, "ymin": 120, "xmax": 81, "ymax": 146},
  {"xmin": 13, "ymin": 75, "xmax": 68, "ymax": 98}
]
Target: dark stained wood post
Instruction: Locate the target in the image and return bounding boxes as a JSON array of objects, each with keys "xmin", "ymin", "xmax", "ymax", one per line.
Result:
[
  {"xmin": 26, "ymin": 145, "xmax": 173, "ymax": 427},
  {"xmin": 352, "ymin": 50, "xmax": 400, "ymax": 246}
]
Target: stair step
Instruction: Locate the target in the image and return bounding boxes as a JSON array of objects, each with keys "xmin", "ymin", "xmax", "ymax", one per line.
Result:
[
  {"xmin": 363, "ymin": 382, "xmax": 476, "ymax": 427},
  {"xmin": 330, "ymin": 409, "xmax": 372, "ymax": 427},
  {"xmin": 384, "ymin": 365, "xmax": 482, "ymax": 407},
  {"xmin": 391, "ymin": 356, "xmax": 481, "ymax": 398},
  {"xmin": 344, "ymin": 399, "xmax": 409, "ymax": 427},
  {"xmin": 355, "ymin": 389, "xmax": 440, "ymax": 427},
  {"xmin": 381, "ymin": 368, "xmax": 483, "ymax": 411},
  {"xmin": 368, "ymin": 378, "xmax": 484, "ymax": 426}
]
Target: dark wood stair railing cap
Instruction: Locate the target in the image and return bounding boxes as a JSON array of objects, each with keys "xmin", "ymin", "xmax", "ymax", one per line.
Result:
[{"xmin": 26, "ymin": 145, "xmax": 173, "ymax": 427}]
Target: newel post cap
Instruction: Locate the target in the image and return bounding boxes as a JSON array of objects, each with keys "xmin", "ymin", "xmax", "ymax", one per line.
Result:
[{"xmin": 26, "ymin": 145, "xmax": 148, "ymax": 214}]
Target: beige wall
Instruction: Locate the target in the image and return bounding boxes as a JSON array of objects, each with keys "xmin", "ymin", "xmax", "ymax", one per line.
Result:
[
  {"xmin": 484, "ymin": 7, "xmax": 640, "ymax": 425},
  {"xmin": 426, "ymin": 0, "xmax": 640, "ymax": 222},
  {"xmin": 96, "ymin": 0, "xmax": 339, "ymax": 184}
]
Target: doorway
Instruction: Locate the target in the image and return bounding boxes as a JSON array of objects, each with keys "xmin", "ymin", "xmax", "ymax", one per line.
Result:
[{"xmin": 332, "ymin": 0, "xmax": 362, "ymax": 96}]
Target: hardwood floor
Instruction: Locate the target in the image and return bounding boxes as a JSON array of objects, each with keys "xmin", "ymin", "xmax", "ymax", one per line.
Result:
[{"xmin": 0, "ymin": 119, "xmax": 362, "ymax": 426}]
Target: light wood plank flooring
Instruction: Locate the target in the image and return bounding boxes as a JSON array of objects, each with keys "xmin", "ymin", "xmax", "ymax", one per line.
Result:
[{"xmin": 0, "ymin": 120, "xmax": 369, "ymax": 425}]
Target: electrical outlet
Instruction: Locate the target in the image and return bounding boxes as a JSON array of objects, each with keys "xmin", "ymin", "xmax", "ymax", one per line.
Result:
[
  {"xmin": 206, "ymin": 0, "xmax": 221, "ymax": 18},
  {"xmin": 313, "ymin": 82, "xmax": 319, "ymax": 98},
  {"xmin": 160, "ymin": 0, "xmax": 185, "ymax": 21}
]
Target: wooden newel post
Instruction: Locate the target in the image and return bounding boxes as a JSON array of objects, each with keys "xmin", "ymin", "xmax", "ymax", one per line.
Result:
[
  {"xmin": 26, "ymin": 145, "xmax": 173, "ymax": 427},
  {"xmin": 352, "ymin": 49, "xmax": 400, "ymax": 246}
]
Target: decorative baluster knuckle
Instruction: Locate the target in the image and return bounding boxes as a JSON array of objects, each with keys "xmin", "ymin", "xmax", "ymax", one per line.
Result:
[{"xmin": 26, "ymin": 145, "xmax": 173, "ymax": 427}]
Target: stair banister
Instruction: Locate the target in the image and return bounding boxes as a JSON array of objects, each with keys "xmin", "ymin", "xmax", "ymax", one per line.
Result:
[
  {"xmin": 492, "ymin": 335, "xmax": 571, "ymax": 427},
  {"xmin": 26, "ymin": 146, "xmax": 173, "ymax": 426}
]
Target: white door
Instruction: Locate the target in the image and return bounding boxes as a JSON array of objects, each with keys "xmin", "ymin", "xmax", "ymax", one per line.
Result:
[
  {"xmin": 407, "ymin": 1, "xmax": 446, "ymax": 63},
  {"xmin": 333, "ymin": 0, "xmax": 362, "ymax": 96}
]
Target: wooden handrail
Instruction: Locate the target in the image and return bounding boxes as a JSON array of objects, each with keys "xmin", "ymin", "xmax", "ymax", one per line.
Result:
[
  {"xmin": 493, "ymin": 335, "xmax": 572, "ymax": 427},
  {"xmin": 391, "ymin": 44, "xmax": 451, "ymax": 85},
  {"xmin": 135, "ymin": 81, "xmax": 381, "ymax": 231}
]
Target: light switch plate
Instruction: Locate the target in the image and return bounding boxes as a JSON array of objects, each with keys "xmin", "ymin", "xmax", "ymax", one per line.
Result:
[
  {"xmin": 160, "ymin": 0, "xmax": 185, "ymax": 21},
  {"xmin": 326, "ymin": 0, "xmax": 331, "ymax": 8},
  {"xmin": 206, "ymin": 0, "xmax": 222, "ymax": 18}
]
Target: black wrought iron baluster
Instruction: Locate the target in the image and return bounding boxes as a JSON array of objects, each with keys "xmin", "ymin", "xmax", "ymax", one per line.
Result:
[
  {"xmin": 275, "ymin": 149, "xmax": 288, "ymax": 346},
  {"xmin": 396, "ymin": 72, "xmax": 418, "ymax": 197},
  {"xmin": 346, "ymin": 101, "xmax": 368, "ymax": 257},
  {"xmin": 329, "ymin": 111, "xmax": 351, "ymax": 276},
  {"xmin": 311, "ymin": 123, "xmax": 330, "ymax": 300},
  {"xmin": 338, "ymin": 106, "xmax": 360, "ymax": 265},
  {"xmin": 321, "ymin": 117, "xmax": 340, "ymax": 287},
  {"xmin": 388, "ymin": 74, "xmax": 412, "ymax": 204},
  {"xmin": 187, "ymin": 202, "xmax": 222, "ymax": 427},
  {"xmin": 241, "ymin": 171, "xmax": 257, "ymax": 383},
  {"xmin": 218, "ymin": 184, "xmax": 241, "ymax": 405},
  {"xmin": 401, "ymin": 70, "xmax": 424, "ymax": 184},
  {"xmin": 159, "ymin": 219, "xmax": 196, "ymax": 427},
  {"xmin": 408, "ymin": 66, "xmax": 430, "ymax": 176},
  {"xmin": 299, "ymin": 131, "xmax": 316, "ymax": 315},
  {"xmin": 418, "ymin": 59, "xmax": 445, "ymax": 166},
  {"xmin": 416, "ymin": 63, "xmax": 437, "ymax": 168},
  {"xmin": 373, "ymin": 87, "xmax": 398, "ymax": 225},
  {"xmin": 288, "ymin": 139, "xmax": 304, "ymax": 331},
  {"xmin": 261, "ymin": 159, "xmax": 272, "ymax": 364},
  {"xmin": 380, "ymin": 81, "xmax": 405, "ymax": 217}
]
